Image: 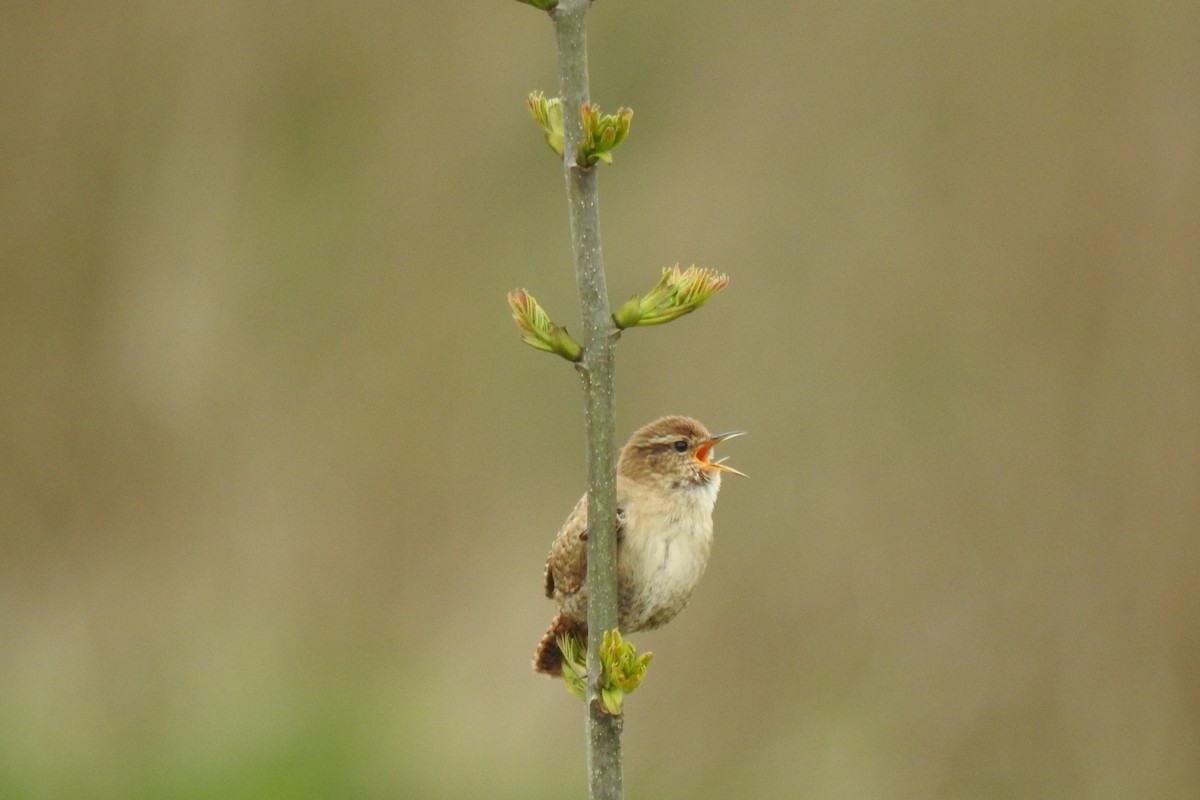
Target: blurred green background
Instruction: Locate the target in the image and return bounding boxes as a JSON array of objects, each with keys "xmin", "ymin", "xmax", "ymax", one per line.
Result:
[{"xmin": 2, "ymin": 2, "xmax": 1198, "ymax": 798}]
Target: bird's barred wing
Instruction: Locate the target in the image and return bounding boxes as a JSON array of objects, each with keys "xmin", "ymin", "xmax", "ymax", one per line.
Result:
[
  {"xmin": 545, "ymin": 493, "xmax": 588, "ymax": 598},
  {"xmin": 543, "ymin": 492, "xmax": 627, "ymax": 599}
]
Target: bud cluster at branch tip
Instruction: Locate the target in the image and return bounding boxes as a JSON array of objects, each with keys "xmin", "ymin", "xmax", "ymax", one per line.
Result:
[
  {"xmin": 558, "ymin": 630, "xmax": 652, "ymax": 715},
  {"xmin": 507, "ymin": 289, "xmax": 583, "ymax": 362},
  {"xmin": 613, "ymin": 265, "xmax": 730, "ymax": 329}
]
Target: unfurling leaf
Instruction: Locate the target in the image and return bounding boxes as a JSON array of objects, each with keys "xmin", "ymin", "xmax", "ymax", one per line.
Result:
[
  {"xmin": 613, "ymin": 265, "xmax": 729, "ymax": 329},
  {"xmin": 527, "ymin": 92, "xmax": 565, "ymax": 157},
  {"xmin": 508, "ymin": 289, "xmax": 583, "ymax": 362},
  {"xmin": 577, "ymin": 103, "xmax": 633, "ymax": 167}
]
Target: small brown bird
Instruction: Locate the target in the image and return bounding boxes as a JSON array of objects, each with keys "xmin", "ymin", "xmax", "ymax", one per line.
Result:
[{"xmin": 534, "ymin": 415, "xmax": 745, "ymax": 675}]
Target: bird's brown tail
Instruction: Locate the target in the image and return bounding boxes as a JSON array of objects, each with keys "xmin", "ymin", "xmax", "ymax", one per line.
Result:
[{"xmin": 533, "ymin": 613, "xmax": 585, "ymax": 676}]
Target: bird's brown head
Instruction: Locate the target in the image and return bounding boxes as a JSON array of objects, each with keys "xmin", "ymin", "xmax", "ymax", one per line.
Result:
[{"xmin": 618, "ymin": 415, "xmax": 746, "ymax": 489}]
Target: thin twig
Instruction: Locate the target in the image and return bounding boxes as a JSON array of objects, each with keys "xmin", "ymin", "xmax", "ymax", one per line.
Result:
[{"xmin": 549, "ymin": 1, "xmax": 623, "ymax": 797}]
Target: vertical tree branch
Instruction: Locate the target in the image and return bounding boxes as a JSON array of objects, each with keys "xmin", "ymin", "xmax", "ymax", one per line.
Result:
[{"xmin": 549, "ymin": 1, "xmax": 623, "ymax": 798}]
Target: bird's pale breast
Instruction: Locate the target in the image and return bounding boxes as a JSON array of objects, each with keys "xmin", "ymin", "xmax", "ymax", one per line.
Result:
[{"xmin": 616, "ymin": 475, "xmax": 721, "ymax": 631}]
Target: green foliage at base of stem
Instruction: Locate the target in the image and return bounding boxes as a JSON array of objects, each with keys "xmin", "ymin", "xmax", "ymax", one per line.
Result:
[{"xmin": 558, "ymin": 630, "xmax": 653, "ymax": 715}]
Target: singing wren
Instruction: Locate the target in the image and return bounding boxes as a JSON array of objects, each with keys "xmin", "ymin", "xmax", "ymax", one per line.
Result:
[{"xmin": 533, "ymin": 415, "xmax": 745, "ymax": 675}]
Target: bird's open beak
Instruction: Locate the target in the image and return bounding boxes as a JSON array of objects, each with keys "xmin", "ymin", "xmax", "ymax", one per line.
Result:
[{"xmin": 695, "ymin": 430, "xmax": 747, "ymax": 477}]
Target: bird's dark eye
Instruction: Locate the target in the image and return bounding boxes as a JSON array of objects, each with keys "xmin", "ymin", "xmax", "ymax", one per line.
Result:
[{"xmin": 673, "ymin": 440, "xmax": 688, "ymax": 452}]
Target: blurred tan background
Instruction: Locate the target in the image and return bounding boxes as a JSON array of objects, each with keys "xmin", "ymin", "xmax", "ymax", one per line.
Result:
[{"xmin": 2, "ymin": 2, "xmax": 1198, "ymax": 798}]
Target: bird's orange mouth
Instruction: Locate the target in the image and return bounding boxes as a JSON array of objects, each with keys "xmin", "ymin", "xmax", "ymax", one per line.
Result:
[{"xmin": 694, "ymin": 430, "xmax": 747, "ymax": 477}]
